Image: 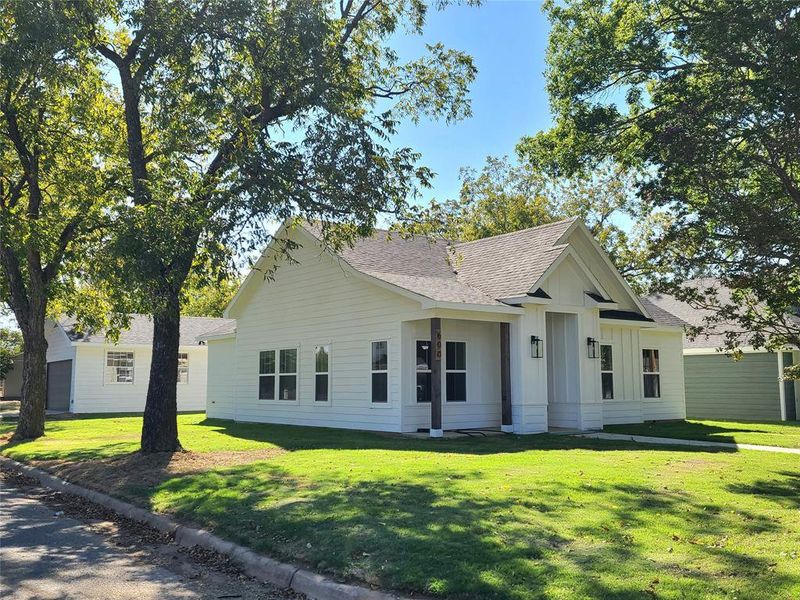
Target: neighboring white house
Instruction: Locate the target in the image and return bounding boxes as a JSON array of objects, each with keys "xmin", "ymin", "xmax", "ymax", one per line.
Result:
[
  {"xmin": 3, "ymin": 315, "xmax": 233, "ymax": 413},
  {"xmin": 648, "ymin": 280, "xmax": 800, "ymax": 422},
  {"xmin": 204, "ymin": 218, "xmax": 686, "ymax": 435},
  {"xmin": 1, "ymin": 354, "xmax": 22, "ymax": 401}
]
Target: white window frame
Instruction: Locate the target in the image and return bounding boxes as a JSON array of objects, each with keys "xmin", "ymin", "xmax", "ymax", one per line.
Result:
[
  {"xmin": 642, "ymin": 348, "xmax": 661, "ymax": 399},
  {"xmin": 600, "ymin": 343, "xmax": 614, "ymax": 400},
  {"xmin": 277, "ymin": 348, "xmax": 299, "ymax": 402},
  {"xmin": 415, "ymin": 339, "xmax": 432, "ymax": 404},
  {"xmin": 314, "ymin": 345, "xmax": 331, "ymax": 403},
  {"xmin": 105, "ymin": 350, "xmax": 135, "ymax": 385},
  {"xmin": 257, "ymin": 348, "xmax": 299, "ymax": 403},
  {"xmin": 370, "ymin": 340, "xmax": 390, "ymax": 406},
  {"xmin": 445, "ymin": 340, "xmax": 467, "ymax": 403},
  {"xmin": 177, "ymin": 352, "xmax": 189, "ymax": 384},
  {"xmin": 258, "ymin": 349, "xmax": 277, "ymax": 401}
]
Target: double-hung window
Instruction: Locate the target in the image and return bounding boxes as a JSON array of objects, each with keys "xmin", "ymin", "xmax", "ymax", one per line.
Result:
[
  {"xmin": 278, "ymin": 349, "xmax": 298, "ymax": 400},
  {"xmin": 371, "ymin": 341, "xmax": 388, "ymax": 403},
  {"xmin": 445, "ymin": 341, "xmax": 466, "ymax": 402},
  {"xmin": 177, "ymin": 352, "xmax": 189, "ymax": 384},
  {"xmin": 642, "ymin": 349, "xmax": 661, "ymax": 398},
  {"xmin": 259, "ymin": 349, "xmax": 297, "ymax": 400},
  {"xmin": 600, "ymin": 344, "xmax": 614, "ymax": 399},
  {"xmin": 258, "ymin": 348, "xmax": 297, "ymax": 400},
  {"xmin": 315, "ymin": 345, "xmax": 330, "ymax": 402},
  {"xmin": 258, "ymin": 351, "xmax": 276, "ymax": 400},
  {"xmin": 416, "ymin": 340, "xmax": 432, "ymax": 403},
  {"xmin": 106, "ymin": 351, "xmax": 134, "ymax": 384}
]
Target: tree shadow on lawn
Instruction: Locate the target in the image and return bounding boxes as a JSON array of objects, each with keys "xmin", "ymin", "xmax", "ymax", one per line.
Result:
[
  {"xmin": 727, "ymin": 470, "xmax": 800, "ymax": 509},
  {"xmin": 197, "ymin": 418, "xmax": 742, "ymax": 457},
  {"xmin": 145, "ymin": 462, "xmax": 790, "ymax": 600}
]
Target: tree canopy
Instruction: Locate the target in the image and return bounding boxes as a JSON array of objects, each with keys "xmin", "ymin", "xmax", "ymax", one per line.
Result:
[
  {"xmin": 518, "ymin": 0, "xmax": 800, "ymax": 363},
  {"xmin": 0, "ymin": 2, "xmax": 123, "ymax": 438},
  {"xmin": 403, "ymin": 156, "xmax": 671, "ymax": 293},
  {"xmin": 77, "ymin": 0, "xmax": 478, "ymax": 450}
]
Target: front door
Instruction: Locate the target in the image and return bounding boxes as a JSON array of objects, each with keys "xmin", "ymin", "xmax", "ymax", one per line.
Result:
[{"xmin": 46, "ymin": 360, "xmax": 72, "ymax": 412}]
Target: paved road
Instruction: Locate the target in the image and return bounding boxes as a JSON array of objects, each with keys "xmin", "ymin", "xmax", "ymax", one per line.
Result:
[{"xmin": 0, "ymin": 477, "xmax": 299, "ymax": 600}]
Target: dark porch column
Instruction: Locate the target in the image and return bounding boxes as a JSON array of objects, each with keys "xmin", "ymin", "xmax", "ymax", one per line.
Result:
[
  {"xmin": 430, "ymin": 317, "xmax": 443, "ymax": 437},
  {"xmin": 500, "ymin": 322, "xmax": 513, "ymax": 433}
]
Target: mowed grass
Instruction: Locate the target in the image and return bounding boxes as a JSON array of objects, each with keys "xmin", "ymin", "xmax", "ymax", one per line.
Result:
[
  {"xmin": 2, "ymin": 414, "xmax": 799, "ymax": 600},
  {"xmin": 605, "ymin": 419, "xmax": 800, "ymax": 449}
]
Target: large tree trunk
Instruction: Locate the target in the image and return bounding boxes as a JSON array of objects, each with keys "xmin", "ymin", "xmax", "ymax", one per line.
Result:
[
  {"xmin": 141, "ymin": 288, "xmax": 182, "ymax": 453},
  {"xmin": 13, "ymin": 301, "xmax": 47, "ymax": 441}
]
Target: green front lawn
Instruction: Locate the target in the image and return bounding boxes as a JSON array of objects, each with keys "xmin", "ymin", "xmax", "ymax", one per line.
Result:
[
  {"xmin": 2, "ymin": 414, "xmax": 799, "ymax": 600},
  {"xmin": 605, "ymin": 419, "xmax": 800, "ymax": 449}
]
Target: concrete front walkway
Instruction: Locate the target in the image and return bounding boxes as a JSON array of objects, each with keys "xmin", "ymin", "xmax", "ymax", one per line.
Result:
[{"xmin": 577, "ymin": 432, "xmax": 800, "ymax": 455}]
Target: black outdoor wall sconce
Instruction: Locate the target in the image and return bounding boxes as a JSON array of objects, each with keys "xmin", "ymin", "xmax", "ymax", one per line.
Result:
[
  {"xmin": 530, "ymin": 335, "xmax": 543, "ymax": 358},
  {"xmin": 587, "ymin": 337, "xmax": 599, "ymax": 359}
]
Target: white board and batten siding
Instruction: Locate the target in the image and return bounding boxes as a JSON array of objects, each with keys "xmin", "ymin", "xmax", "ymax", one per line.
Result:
[
  {"xmin": 539, "ymin": 254, "xmax": 605, "ymax": 430},
  {"xmin": 599, "ymin": 324, "xmax": 686, "ymax": 424},
  {"xmin": 70, "ymin": 345, "xmax": 208, "ymax": 413},
  {"xmin": 225, "ymin": 240, "xmax": 421, "ymax": 432}
]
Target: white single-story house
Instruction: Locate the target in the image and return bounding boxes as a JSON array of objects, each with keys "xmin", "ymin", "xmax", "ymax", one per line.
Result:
[
  {"xmin": 1, "ymin": 315, "xmax": 233, "ymax": 413},
  {"xmin": 204, "ymin": 218, "xmax": 686, "ymax": 435},
  {"xmin": 647, "ymin": 281, "xmax": 800, "ymax": 422}
]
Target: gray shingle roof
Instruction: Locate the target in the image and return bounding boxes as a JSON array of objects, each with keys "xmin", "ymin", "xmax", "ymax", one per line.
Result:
[
  {"xmin": 59, "ymin": 314, "xmax": 236, "ymax": 346},
  {"xmin": 644, "ymin": 278, "xmax": 798, "ymax": 348},
  {"xmin": 638, "ymin": 298, "xmax": 688, "ymax": 328},
  {"xmin": 302, "ymin": 218, "xmax": 578, "ymax": 305}
]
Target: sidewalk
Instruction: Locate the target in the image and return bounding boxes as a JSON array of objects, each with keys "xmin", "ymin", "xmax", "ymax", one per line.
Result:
[{"xmin": 577, "ymin": 432, "xmax": 800, "ymax": 454}]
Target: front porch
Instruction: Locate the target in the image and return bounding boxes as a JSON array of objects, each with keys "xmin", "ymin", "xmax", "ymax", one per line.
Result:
[
  {"xmin": 400, "ymin": 316, "xmax": 514, "ymax": 436},
  {"xmin": 400, "ymin": 310, "xmax": 607, "ymax": 437}
]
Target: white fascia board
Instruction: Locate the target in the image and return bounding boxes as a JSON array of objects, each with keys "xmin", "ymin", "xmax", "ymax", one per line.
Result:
[
  {"xmin": 71, "ymin": 341, "xmax": 207, "ymax": 350},
  {"xmin": 598, "ymin": 318, "xmax": 657, "ymax": 329},
  {"xmin": 498, "ymin": 295, "xmax": 552, "ymax": 306},
  {"xmin": 198, "ymin": 331, "xmax": 237, "ymax": 342},
  {"xmin": 419, "ymin": 299, "xmax": 524, "ymax": 315}
]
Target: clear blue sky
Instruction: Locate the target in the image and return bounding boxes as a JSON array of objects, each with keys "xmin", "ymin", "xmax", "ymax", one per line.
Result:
[{"xmin": 390, "ymin": 1, "xmax": 552, "ymax": 204}]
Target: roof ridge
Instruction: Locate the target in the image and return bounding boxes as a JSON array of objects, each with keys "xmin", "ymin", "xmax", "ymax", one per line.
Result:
[{"xmin": 453, "ymin": 217, "xmax": 579, "ymax": 248}]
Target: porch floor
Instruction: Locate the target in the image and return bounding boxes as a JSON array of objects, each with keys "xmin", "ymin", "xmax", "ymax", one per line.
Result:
[
  {"xmin": 404, "ymin": 428, "xmax": 506, "ymax": 439},
  {"xmin": 548, "ymin": 426, "xmax": 601, "ymax": 435}
]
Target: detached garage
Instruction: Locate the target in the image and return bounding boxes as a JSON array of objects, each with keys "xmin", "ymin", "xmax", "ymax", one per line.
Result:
[{"xmin": 46, "ymin": 359, "xmax": 72, "ymax": 412}]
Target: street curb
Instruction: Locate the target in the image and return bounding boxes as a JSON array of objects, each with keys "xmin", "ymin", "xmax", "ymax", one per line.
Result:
[{"xmin": 0, "ymin": 455, "xmax": 409, "ymax": 600}]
